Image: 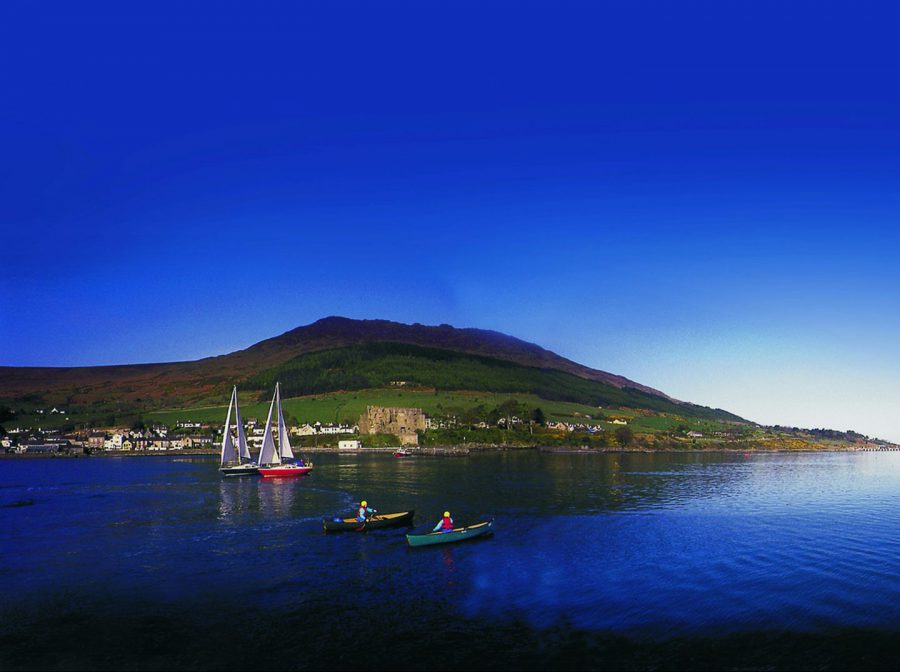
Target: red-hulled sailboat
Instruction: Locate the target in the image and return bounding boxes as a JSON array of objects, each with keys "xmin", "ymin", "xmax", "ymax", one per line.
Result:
[{"xmin": 257, "ymin": 382, "xmax": 313, "ymax": 478}]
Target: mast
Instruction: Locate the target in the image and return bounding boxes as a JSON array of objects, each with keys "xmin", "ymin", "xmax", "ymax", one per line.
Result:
[
  {"xmin": 257, "ymin": 387, "xmax": 280, "ymax": 466},
  {"xmin": 276, "ymin": 382, "xmax": 295, "ymax": 460},
  {"xmin": 220, "ymin": 388, "xmax": 237, "ymax": 466},
  {"xmin": 233, "ymin": 386, "xmax": 251, "ymax": 463}
]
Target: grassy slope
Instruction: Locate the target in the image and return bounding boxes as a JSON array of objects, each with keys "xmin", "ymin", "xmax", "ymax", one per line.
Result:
[
  {"xmin": 0, "ymin": 343, "xmax": 740, "ymax": 427},
  {"xmin": 0, "ymin": 344, "xmax": 745, "ymax": 433},
  {"xmin": 145, "ymin": 388, "xmax": 740, "ymax": 436},
  {"xmin": 243, "ymin": 343, "xmax": 742, "ymax": 422},
  {"xmin": 10, "ymin": 386, "xmax": 873, "ymax": 449},
  {"xmin": 0, "ymin": 316, "xmax": 675, "ymax": 408}
]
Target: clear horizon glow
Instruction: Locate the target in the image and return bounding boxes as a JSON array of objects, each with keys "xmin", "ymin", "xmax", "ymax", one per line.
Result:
[{"xmin": 2, "ymin": 2, "xmax": 899, "ymax": 441}]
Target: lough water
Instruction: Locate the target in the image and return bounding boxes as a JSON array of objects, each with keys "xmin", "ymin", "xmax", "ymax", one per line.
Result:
[{"xmin": 1, "ymin": 451, "xmax": 898, "ymax": 670}]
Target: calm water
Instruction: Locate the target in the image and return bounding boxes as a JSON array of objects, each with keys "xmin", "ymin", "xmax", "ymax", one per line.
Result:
[{"xmin": 1, "ymin": 451, "xmax": 898, "ymax": 670}]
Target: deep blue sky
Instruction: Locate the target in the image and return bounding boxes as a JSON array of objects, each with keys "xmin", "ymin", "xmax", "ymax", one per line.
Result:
[{"xmin": 2, "ymin": 1, "xmax": 899, "ymax": 440}]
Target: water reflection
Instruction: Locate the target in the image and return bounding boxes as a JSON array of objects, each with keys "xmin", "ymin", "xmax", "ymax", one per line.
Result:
[
  {"xmin": 441, "ymin": 547, "xmax": 457, "ymax": 588},
  {"xmin": 2, "ymin": 451, "xmax": 899, "ymax": 670},
  {"xmin": 217, "ymin": 476, "xmax": 255, "ymax": 519},
  {"xmin": 256, "ymin": 478, "xmax": 298, "ymax": 517}
]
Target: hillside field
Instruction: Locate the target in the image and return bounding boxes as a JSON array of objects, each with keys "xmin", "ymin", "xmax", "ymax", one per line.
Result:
[{"xmin": 142, "ymin": 388, "xmax": 738, "ymax": 436}]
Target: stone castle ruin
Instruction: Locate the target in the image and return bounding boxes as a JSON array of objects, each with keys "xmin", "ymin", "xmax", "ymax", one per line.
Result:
[{"xmin": 358, "ymin": 406, "xmax": 425, "ymax": 446}]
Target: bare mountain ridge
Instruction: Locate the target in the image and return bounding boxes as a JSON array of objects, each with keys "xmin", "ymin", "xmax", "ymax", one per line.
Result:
[{"xmin": 0, "ymin": 316, "xmax": 674, "ymax": 407}]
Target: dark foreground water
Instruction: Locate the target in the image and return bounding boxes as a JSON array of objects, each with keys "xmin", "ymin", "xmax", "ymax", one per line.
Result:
[{"xmin": 1, "ymin": 451, "xmax": 898, "ymax": 671}]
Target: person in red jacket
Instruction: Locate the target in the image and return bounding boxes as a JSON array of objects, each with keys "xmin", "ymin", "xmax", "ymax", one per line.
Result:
[{"xmin": 432, "ymin": 511, "xmax": 454, "ymax": 533}]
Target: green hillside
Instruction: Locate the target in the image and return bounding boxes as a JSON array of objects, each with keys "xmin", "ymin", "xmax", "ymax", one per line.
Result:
[
  {"xmin": 0, "ymin": 318, "xmax": 746, "ymax": 432},
  {"xmin": 244, "ymin": 342, "xmax": 741, "ymax": 422},
  {"xmin": 145, "ymin": 388, "xmax": 737, "ymax": 436}
]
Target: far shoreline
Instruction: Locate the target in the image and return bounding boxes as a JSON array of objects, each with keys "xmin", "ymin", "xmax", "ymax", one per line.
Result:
[{"xmin": 2, "ymin": 444, "xmax": 895, "ymax": 460}]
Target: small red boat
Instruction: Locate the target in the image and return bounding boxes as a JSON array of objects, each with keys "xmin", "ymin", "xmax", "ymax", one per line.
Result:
[
  {"xmin": 258, "ymin": 464, "xmax": 313, "ymax": 478},
  {"xmin": 393, "ymin": 449, "xmax": 412, "ymax": 458}
]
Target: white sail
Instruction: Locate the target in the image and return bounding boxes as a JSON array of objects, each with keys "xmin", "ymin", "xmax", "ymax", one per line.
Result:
[
  {"xmin": 233, "ymin": 386, "xmax": 252, "ymax": 462},
  {"xmin": 257, "ymin": 387, "xmax": 280, "ymax": 466},
  {"xmin": 276, "ymin": 382, "xmax": 295, "ymax": 460},
  {"xmin": 220, "ymin": 388, "xmax": 237, "ymax": 466}
]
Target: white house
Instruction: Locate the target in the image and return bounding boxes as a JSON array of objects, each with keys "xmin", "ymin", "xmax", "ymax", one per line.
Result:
[
  {"xmin": 319, "ymin": 424, "xmax": 355, "ymax": 435},
  {"xmin": 338, "ymin": 440, "xmax": 361, "ymax": 450}
]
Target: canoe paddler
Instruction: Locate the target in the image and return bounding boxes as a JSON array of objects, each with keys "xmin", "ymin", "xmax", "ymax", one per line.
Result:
[
  {"xmin": 356, "ymin": 500, "xmax": 376, "ymax": 522},
  {"xmin": 432, "ymin": 511, "xmax": 454, "ymax": 533}
]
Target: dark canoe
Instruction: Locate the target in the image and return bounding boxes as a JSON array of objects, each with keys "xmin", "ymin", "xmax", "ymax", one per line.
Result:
[
  {"xmin": 406, "ymin": 519, "xmax": 494, "ymax": 547},
  {"xmin": 323, "ymin": 510, "xmax": 415, "ymax": 533}
]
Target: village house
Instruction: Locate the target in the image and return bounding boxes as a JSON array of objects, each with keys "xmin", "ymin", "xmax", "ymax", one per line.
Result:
[
  {"xmin": 425, "ymin": 417, "xmax": 457, "ymax": 430},
  {"xmin": 103, "ymin": 432, "xmax": 125, "ymax": 451},
  {"xmin": 130, "ymin": 436, "xmax": 151, "ymax": 451},
  {"xmin": 289, "ymin": 422, "xmax": 357, "ymax": 436},
  {"xmin": 20, "ymin": 439, "xmax": 68, "ymax": 454},
  {"xmin": 149, "ymin": 437, "xmax": 171, "ymax": 451},
  {"xmin": 62, "ymin": 432, "xmax": 86, "ymax": 447},
  {"xmin": 290, "ymin": 424, "xmax": 318, "ymax": 437},
  {"xmin": 182, "ymin": 434, "xmax": 214, "ymax": 449},
  {"xmin": 318, "ymin": 423, "xmax": 355, "ymax": 435},
  {"xmin": 247, "ymin": 428, "xmax": 265, "ymax": 451}
]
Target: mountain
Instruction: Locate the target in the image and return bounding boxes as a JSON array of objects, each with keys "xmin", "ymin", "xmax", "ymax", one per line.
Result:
[
  {"xmin": 244, "ymin": 317, "xmax": 671, "ymax": 398},
  {"xmin": 0, "ymin": 317, "xmax": 742, "ymax": 423}
]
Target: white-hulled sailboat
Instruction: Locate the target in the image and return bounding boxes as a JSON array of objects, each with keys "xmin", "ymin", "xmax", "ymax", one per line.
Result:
[
  {"xmin": 257, "ymin": 382, "xmax": 313, "ymax": 478},
  {"xmin": 219, "ymin": 386, "xmax": 259, "ymax": 476}
]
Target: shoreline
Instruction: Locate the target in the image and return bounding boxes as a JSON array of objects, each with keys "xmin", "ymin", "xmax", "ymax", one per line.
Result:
[{"xmin": 1, "ymin": 444, "xmax": 895, "ymax": 460}]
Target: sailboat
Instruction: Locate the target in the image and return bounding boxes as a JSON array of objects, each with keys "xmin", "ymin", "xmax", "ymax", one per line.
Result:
[
  {"xmin": 219, "ymin": 386, "xmax": 259, "ymax": 476},
  {"xmin": 257, "ymin": 382, "xmax": 313, "ymax": 478}
]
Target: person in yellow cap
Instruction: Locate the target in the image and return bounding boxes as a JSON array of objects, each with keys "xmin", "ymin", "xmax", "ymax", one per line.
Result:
[
  {"xmin": 433, "ymin": 511, "xmax": 454, "ymax": 533},
  {"xmin": 355, "ymin": 500, "xmax": 375, "ymax": 523}
]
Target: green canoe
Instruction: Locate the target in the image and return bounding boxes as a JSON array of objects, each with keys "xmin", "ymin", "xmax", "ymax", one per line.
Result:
[
  {"xmin": 323, "ymin": 510, "xmax": 415, "ymax": 532},
  {"xmin": 406, "ymin": 519, "xmax": 494, "ymax": 547}
]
